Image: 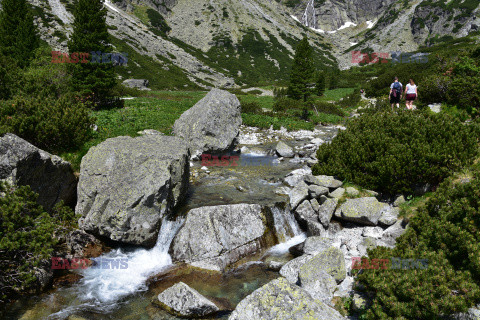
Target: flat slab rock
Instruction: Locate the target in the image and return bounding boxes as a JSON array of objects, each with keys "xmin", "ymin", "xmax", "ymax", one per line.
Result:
[
  {"xmin": 155, "ymin": 282, "xmax": 219, "ymax": 317},
  {"xmin": 337, "ymin": 197, "xmax": 390, "ymax": 226},
  {"xmin": 228, "ymin": 277, "xmax": 345, "ymax": 320},
  {"xmin": 0, "ymin": 133, "xmax": 77, "ymax": 211},
  {"xmin": 76, "ymin": 134, "xmax": 189, "ymax": 247}
]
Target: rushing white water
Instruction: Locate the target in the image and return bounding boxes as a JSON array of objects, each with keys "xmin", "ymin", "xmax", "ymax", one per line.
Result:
[
  {"xmin": 268, "ymin": 234, "xmax": 307, "ymax": 255},
  {"xmin": 78, "ymin": 217, "xmax": 184, "ymax": 303},
  {"xmin": 48, "ymin": 217, "xmax": 184, "ymax": 319},
  {"xmin": 267, "ymin": 205, "xmax": 306, "ymax": 256},
  {"xmin": 271, "ymin": 205, "xmax": 303, "ymax": 243},
  {"xmin": 301, "ymin": 0, "xmax": 316, "ymax": 28}
]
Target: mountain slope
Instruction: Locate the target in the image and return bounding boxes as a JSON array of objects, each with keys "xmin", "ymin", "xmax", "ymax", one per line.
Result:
[
  {"xmin": 290, "ymin": 0, "xmax": 480, "ymax": 69},
  {"xmin": 27, "ymin": 0, "xmax": 336, "ymax": 89}
]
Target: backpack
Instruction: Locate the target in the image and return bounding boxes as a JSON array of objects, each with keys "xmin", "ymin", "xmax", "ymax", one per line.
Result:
[{"xmin": 392, "ymin": 82, "xmax": 402, "ymax": 97}]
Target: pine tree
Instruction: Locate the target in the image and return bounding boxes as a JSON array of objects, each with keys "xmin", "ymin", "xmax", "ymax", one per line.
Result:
[
  {"xmin": 68, "ymin": 0, "xmax": 116, "ymax": 107},
  {"xmin": 287, "ymin": 36, "xmax": 314, "ymax": 101},
  {"xmin": 0, "ymin": 53, "xmax": 17, "ymax": 100},
  {"xmin": 316, "ymin": 72, "xmax": 326, "ymax": 96},
  {"xmin": 0, "ymin": 0, "xmax": 39, "ymax": 68},
  {"xmin": 329, "ymin": 70, "xmax": 339, "ymax": 90}
]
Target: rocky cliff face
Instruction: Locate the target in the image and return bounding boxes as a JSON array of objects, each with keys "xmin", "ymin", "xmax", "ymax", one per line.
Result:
[
  {"xmin": 291, "ymin": 0, "xmax": 479, "ymax": 69},
  {"xmin": 294, "ymin": 0, "xmax": 397, "ymax": 32}
]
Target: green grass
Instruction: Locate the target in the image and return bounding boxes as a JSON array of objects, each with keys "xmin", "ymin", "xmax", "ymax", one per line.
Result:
[
  {"xmin": 61, "ymin": 90, "xmax": 349, "ymax": 170},
  {"xmin": 318, "ymin": 88, "xmax": 356, "ymax": 102},
  {"xmin": 239, "ymin": 95, "xmax": 275, "ymax": 110},
  {"xmin": 61, "ymin": 91, "xmax": 207, "ymax": 169}
]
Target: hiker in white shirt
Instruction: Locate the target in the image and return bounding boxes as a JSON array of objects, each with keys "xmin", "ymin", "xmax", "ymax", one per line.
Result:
[{"xmin": 404, "ymin": 79, "xmax": 418, "ymax": 110}]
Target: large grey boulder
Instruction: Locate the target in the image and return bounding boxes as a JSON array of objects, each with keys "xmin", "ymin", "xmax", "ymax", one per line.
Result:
[
  {"xmin": 284, "ymin": 167, "xmax": 312, "ymax": 187},
  {"xmin": 122, "ymin": 79, "xmax": 150, "ymax": 90},
  {"xmin": 289, "ymin": 181, "xmax": 309, "ymax": 210},
  {"xmin": 299, "ymin": 269, "xmax": 337, "ymax": 304},
  {"xmin": 155, "ymin": 282, "xmax": 219, "ymax": 317},
  {"xmin": 378, "ymin": 206, "xmax": 399, "ymax": 226},
  {"xmin": 0, "ymin": 133, "xmax": 76, "ymax": 211},
  {"xmin": 311, "ymin": 175, "xmax": 343, "ymax": 189},
  {"xmin": 76, "ymin": 135, "xmax": 189, "ymax": 247},
  {"xmin": 338, "ymin": 197, "xmax": 390, "ymax": 226},
  {"xmin": 228, "ymin": 277, "xmax": 345, "ymax": 320},
  {"xmin": 303, "ymin": 237, "xmax": 334, "ymax": 255},
  {"xmin": 171, "ymin": 204, "xmax": 276, "ymax": 271},
  {"xmin": 173, "ymin": 88, "xmax": 242, "ymax": 158},
  {"xmin": 295, "ymin": 200, "xmax": 317, "ymax": 223},
  {"xmin": 279, "ymin": 255, "xmax": 313, "ymax": 284},
  {"xmin": 308, "ymin": 184, "xmax": 329, "ymax": 198},
  {"xmin": 276, "ymin": 141, "xmax": 294, "ymax": 158},
  {"xmin": 318, "ymin": 198, "xmax": 338, "ymax": 227},
  {"xmin": 300, "ymin": 247, "xmax": 346, "ymax": 284}
]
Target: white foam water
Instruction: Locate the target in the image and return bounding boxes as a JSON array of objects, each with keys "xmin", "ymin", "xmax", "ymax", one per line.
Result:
[
  {"xmin": 267, "ymin": 234, "xmax": 307, "ymax": 255},
  {"xmin": 47, "ymin": 217, "xmax": 184, "ymax": 319},
  {"xmin": 271, "ymin": 205, "xmax": 303, "ymax": 242},
  {"xmin": 78, "ymin": 217, "xmax": 184, "ymax": 303}
]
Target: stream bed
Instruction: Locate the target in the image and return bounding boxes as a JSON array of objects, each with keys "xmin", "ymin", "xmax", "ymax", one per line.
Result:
[{"xmin": 5, "ymin": 125, "xmax": 339, "ymax": 320}]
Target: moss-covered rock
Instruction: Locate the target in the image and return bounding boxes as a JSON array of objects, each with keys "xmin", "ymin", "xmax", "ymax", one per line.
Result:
[
  {"xmin": 228, "ymin": 277, "xmax": 345, "ymax": 320},
  {"xmin": 299, "ymin": 247, "xmax": 346, "ymax": 284}
]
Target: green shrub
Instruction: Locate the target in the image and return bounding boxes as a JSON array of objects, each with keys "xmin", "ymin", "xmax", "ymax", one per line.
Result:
[
  {"xmin": 338, "ymin": 90, "xmax": 361, "ymax": 109},
  {"xmin": 357, "ymin": 171, "xmax": 480, "ymax": 319},
  {"xmin": 241, "ymin": 101, "xmax": 261, "ymax": 114},
  {"xmin": 0, "ymin": 52, "xmax": 17, "ymax": 100},
  {"xmin": 20, "ymin": 46, "xmax": 72, "ymax": 99},
  {"xmin": 146, "ymin": 8, "xmax": 171, "ymax": 34},
  {"xmin": 273, "ymin": 97, "xmax": 302, "ymax": 112},
  {"xmin": 307, "ymin": 100, "xmax": 345, "ymax": 116},
  {"xmin": 446, "ymin": 75, "xmax": 480, "ymax": 116},
  {"xmin": 420, "ymin": 74, "xmax": 451, "ymax": 105},
  {"xmin": 313, "ymin": 111, "xmax": 480, "ymax": 195},
  {"xmin": 0, "ymin": 182, "xmax": 78, "ymax": 301},
  {"xmin": 0, "ymin": 94, "xmax": 94, "ymax": 152},
  {"xmin": 246, "ymin": 89, "xmax": 263, "ymax": 95}
]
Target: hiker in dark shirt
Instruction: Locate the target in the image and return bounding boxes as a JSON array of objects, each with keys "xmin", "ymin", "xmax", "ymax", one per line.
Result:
[{"xmin": 389, "ymin": 76, "xmax": 403, "ymax": 111}]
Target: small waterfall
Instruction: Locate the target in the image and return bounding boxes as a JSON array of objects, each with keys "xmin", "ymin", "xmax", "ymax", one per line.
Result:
[
  {"xmin": 301, "ymin": 0, "xmax": 317, "ymax": 28},
  {"xmin": 77, "ymin": 217, "xmax": 184, "ymax": 303},
  {"xmin": 48, "ymin": 217, "xmax": 184, "ymax": 318},
  {"xmin": 269, "ymin": 205, "xmax": 306, "ymax": 255},
  {"xmin": 272, "ymin": 205, "xmax": 302, "ymax": 242}
]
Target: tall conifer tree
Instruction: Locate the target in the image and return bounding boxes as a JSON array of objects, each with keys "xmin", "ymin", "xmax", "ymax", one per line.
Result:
[
  {"xmin": 316, "ymin": 72, "xmax": 326, "ymax": 96},
  {"xmin": 287, "ymin": 36, "xmax": 314, "ymax": 101},
  {"xmin": 68, "ymin": 0, "xmax": 116, "ymax": 106},
  {"xmin": 0, "ymin": 0, "xmax": 39, "ymax": 68}
]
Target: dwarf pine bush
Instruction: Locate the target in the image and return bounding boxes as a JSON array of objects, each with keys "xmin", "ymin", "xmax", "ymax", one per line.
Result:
[
  {"xmin": 357, "ymin": 169, "xmax": 480, "ymax": 319},
  {"xmin": 313, "ymin": 110, "xmax": 480, "ymax": 195},
  {"xmin": 0, "ymin": 183, "xmax": 77, "ymax": 301},
  {"xmin": 0, "ymin": 94, "xmax": 94, "ymax": 152}
]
